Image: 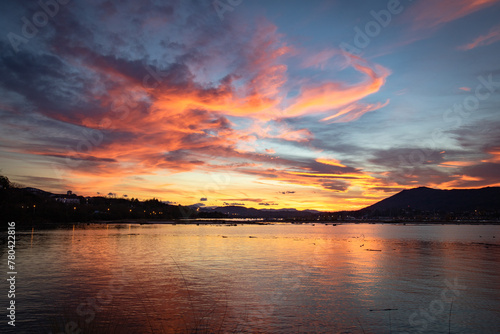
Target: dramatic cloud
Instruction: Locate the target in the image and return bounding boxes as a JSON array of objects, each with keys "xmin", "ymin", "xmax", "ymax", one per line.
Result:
[
  {"xmin": 284, "ymin": 54, "xmax": 390, "ymax": 118},
  {"xmin": 0, "ymin": 2, "xmax": 391, "ymax": 196},
  {"xmin": 1, "ymin": 0, "xmax": 499, "ymax": 210}
]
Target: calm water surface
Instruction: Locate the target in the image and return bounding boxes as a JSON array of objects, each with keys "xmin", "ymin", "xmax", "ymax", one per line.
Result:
[{"xmin": 1, "ymin": 223, "xmax": 499, "ymax": 333}]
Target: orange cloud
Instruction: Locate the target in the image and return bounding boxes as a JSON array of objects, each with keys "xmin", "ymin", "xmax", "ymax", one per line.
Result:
[
  {"xmin": 439, "ymin": 161, "xmax": 478, "ymax": 168},
  {"xmin": 65, "ymin": 21, "xmax": 389, "ymax": 138},
  {"xmin": 321, "ymin": 99, "xmax": 389, "ymax": 123},
  {"xmin": 284, "ymin": 55, "xmax": 390, "ymax": 118},
  {"xmin": 439, "ymin": 175, "xmax": 485, "ymax": 189},
  {"xmin": 315, "ymin": 158, "xmax": 346, "ymax": 168},
  {"xmin": 482, "ymin": 146, "xmax": 500, "ymax": 163},
  {"xmin": 6, "ymin": 18, "xmax": 395, "ymax": 207},
  {"xmin": 235, "ymin": 154, "xmax": 390, "ymax": 195},
  {"xmin": 459, "ymin": 175, "xmax": 484, "ymax": 182}
]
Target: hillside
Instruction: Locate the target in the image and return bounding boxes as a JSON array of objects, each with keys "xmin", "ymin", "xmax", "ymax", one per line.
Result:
[{"xmin": 361, "ymin": 186, "xmax": 500, "ymax": 213}]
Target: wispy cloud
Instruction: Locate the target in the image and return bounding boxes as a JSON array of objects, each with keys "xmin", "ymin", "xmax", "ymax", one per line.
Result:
[
  {"xmin": 409, "ymin": 0, "xmax": 500, "ymax": 30},
  {"xmin": 321, "ymin": 100, "xmax": 389, "ymax": 123},
  {"xmin": 458, "ymin": 23, "xmax": 500, "ymax": 50},
  {"xmin": 284, "ymin": 54, "xmax": 390, "ymax": 118}
]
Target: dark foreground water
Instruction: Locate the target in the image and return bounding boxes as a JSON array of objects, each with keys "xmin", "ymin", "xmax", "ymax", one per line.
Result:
[{"xmin": 1, "ymin": 223, "xmax": 499, "ymax": 333}]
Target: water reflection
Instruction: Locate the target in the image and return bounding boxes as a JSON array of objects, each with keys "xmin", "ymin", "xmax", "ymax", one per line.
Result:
[{"xmin": 3, "ymin": 224, "xmax": 500, "ymax": 333}]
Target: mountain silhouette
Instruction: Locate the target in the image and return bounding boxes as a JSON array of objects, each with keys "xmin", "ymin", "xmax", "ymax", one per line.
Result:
[{"xmin": 362, "ymin": 186, "xmax": 500, "ymax": 213}]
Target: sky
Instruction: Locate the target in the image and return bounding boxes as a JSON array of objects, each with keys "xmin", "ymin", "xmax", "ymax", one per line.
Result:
[{"xmin": 1, "ymin": 0, "xmax": 500, "ymax": 211}]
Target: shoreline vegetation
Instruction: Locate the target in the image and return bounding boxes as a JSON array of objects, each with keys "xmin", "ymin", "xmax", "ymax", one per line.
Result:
[{"xmin": 1, "ymin": 175, "xmax": 499, "ymax": 228}]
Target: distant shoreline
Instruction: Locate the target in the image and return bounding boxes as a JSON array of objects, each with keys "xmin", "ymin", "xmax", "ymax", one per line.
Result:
[
  {"xmin": 6, "ymin": 219, "xmax": 500, "ymax": 231},
  {"xmin": 85, "ymin": 219, "xmax": 500, "ymax": 225}
]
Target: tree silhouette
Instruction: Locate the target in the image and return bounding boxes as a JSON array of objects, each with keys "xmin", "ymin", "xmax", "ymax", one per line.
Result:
[{"xmin": 0, "ymin": 175, "xmax": 11, "ymax": 189}]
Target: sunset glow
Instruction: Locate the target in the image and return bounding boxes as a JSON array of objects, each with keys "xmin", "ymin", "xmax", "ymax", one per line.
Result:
[{"xmin": 1, "ymin": 0, "xmax": 500, "ymax": 211}]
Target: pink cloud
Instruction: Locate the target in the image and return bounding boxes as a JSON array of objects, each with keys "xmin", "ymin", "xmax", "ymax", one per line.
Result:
[
  {"xmin": 321, "ymin": 99, "xmax": 390, "ymax": 123},
  {"xmin": 458, "ymin": 24, "xmax": 500, "ymax": 50},
  {"xmin": 284, "ymin": 54, "xmax": 390, "ymax": 118},
  {"xmin": 6, "ymin": 18, "xmax": 393, "ymax": 200},
  {"xmin": 409, "ymin": 0, "xmax": 500, "ymax": 30}
]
